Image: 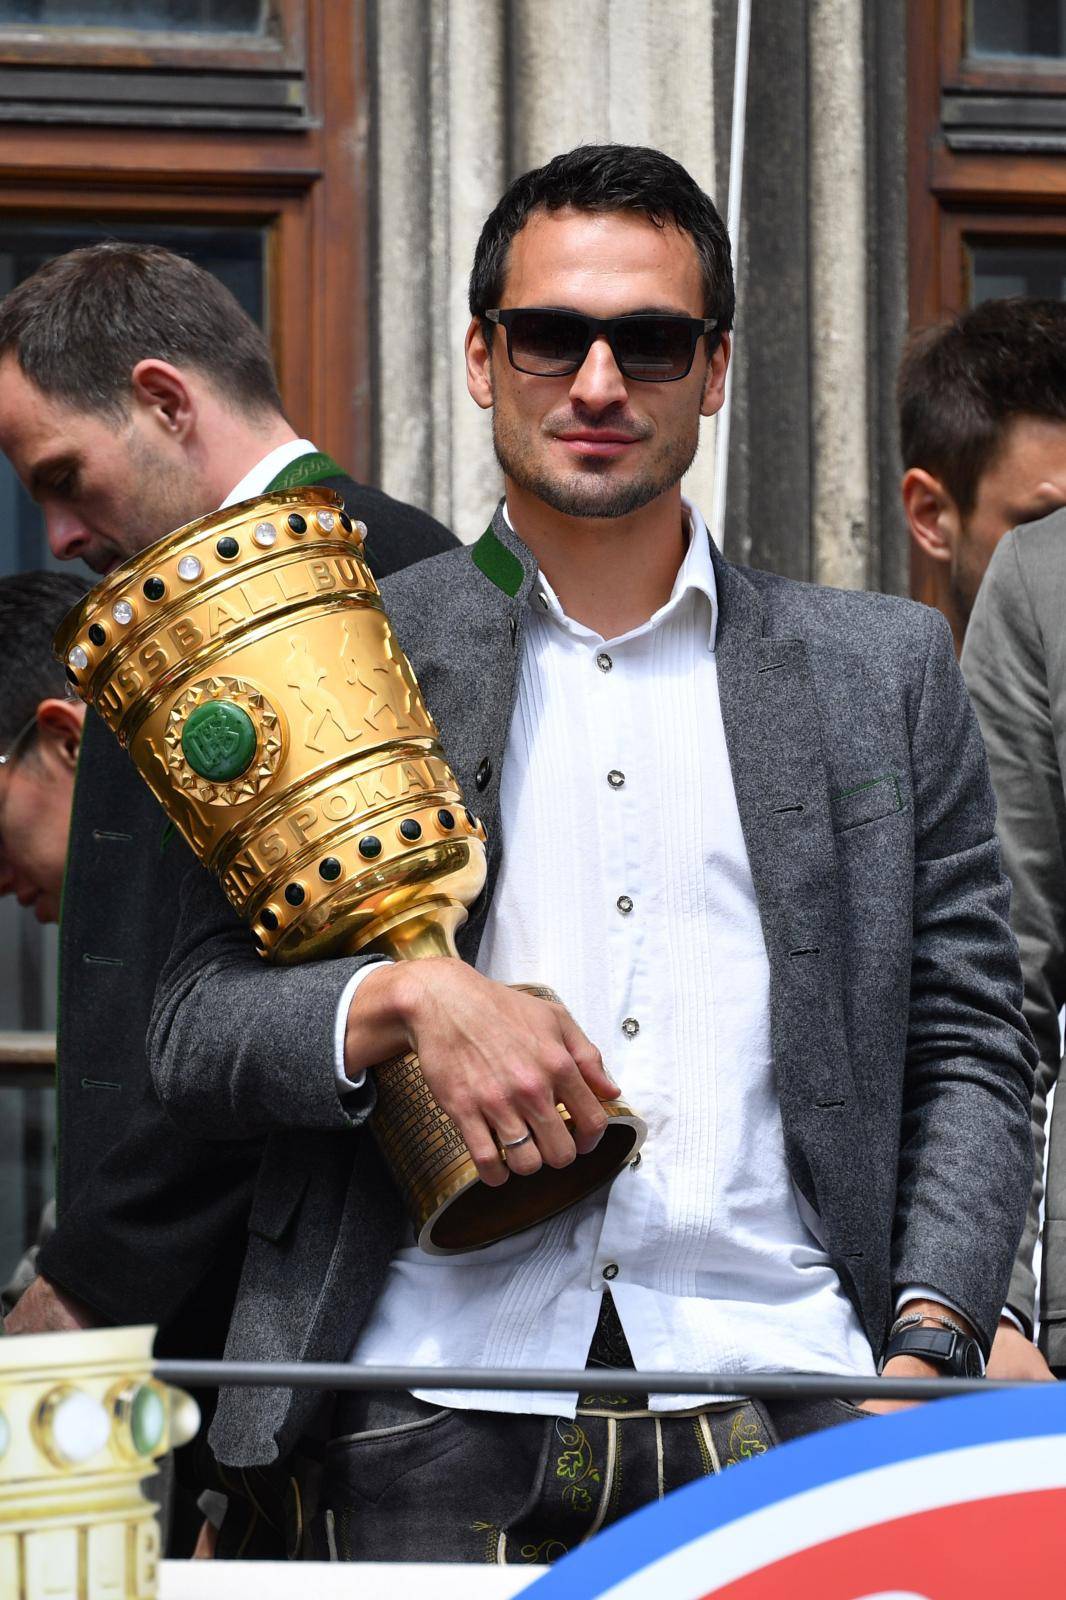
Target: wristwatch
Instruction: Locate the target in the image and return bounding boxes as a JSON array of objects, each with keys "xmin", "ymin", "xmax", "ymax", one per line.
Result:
[{"xmin": 878, "ymin": 1323, "xmax": 984, "ymax": 1378}]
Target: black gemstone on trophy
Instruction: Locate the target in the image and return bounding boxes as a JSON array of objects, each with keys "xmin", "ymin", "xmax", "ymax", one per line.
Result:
[
  {"xmin": 287, "ymin": 513, "xmax": 307, "ymax": 535},
  {"xmin": 437, "ymin": 808, "xmax": 455, "ymax": 830},
  {"xmin": 261, "ymin": 908, "xmax": 278, "ymax": 930},
  {"xmin": 340, "ymin": 511, "xmax": 353, "ymax": 532},
  {"xmin": 65, "ymin": 667, "xmax": 78, "ymax": 685},
  {"xmin": 399, "ymin": 818, "xmax": 422, "ymax": 841},
  {"xmin": 319, "ymin": 856, "xmax": 342, "ymax": 881},
  {"xmin": 88, "ymin": 623, "xmax": 106, "ymax": 646},
  {"xmin": 143, "ymin": 576, "xmax": 165, "ymax": 601},
  {"xmin": 284, "ymin": 882, "xmax": 305, "ymax": 906},
  {"xmin": 359, "ymin": 835, "xmax": 382, "ymax": 859},
  {"xmin": 465, "ymin": 809, "xmax": 477, "ymax": 829},
  {"xmin": 216, "ymin": 536, "xmax": 240, "ymax": 559}
]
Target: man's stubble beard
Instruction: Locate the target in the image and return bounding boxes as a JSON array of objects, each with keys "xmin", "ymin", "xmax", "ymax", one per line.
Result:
[
  {"xmin": 119, "ymin": 430, "xmax": 215, "ymax": 558},
  {"xmin": 492, "ymin": 409, "xmax": 701, "ymax": 520}
]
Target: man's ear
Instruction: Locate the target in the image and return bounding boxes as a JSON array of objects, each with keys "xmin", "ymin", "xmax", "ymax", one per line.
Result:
[
  {"xmin": 35, "ymin": 697, "xmax": 85, "ymax": 771},
  {"xmin": 130, "ymin": 359, "xmax": 196, "ymax": 443},
  {"xmin": 700, "ymin": 331, "xmax": 730, "ymax": 418},
  {"xmin": 900, "ymin": 467, "xmax": 960, "ymax": 563},
  {"xmin": 466, "ymin": 317, "xmax": 494, "ymax": 411}
]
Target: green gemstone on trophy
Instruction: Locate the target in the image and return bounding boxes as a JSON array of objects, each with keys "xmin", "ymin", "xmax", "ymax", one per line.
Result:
[
  {"xmin": 181, "ymin": 700, "xmax": 257, "ymax": 781},
  {"xmin": 130, "ymin": 1384, "xmax": 166, "ymax": 1456}
]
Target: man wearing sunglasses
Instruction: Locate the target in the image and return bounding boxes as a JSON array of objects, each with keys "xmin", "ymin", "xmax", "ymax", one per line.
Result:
[{"xmin": 147, "ymin": 144, "xmax": 1034, "ymax": 1563}]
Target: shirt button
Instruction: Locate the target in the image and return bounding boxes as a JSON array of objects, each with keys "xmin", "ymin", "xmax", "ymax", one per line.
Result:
[
  {"xmin": 621, "ymin": 1017, "xmax": 639, "ymax": 1039},
  {"xmin": 602, "ymin": 1263, "xmax": 619, "ymax": 1281},
  {"xmin": 616, "ymin": 894, "xmax": 633, "ymax": 915},
  {"xmin": 596, "ymin": 652, "xmax": 613, "ymax": 673},
  {"xmin": 607, "ymin": 769, "xmax": 625, "ymax": 789}
]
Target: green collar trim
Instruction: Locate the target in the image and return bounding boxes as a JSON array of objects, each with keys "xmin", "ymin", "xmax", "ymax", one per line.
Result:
[
  {"xmin": 471, "ymin": 524, "xmax": 525, "ymax": 598},
  {"xmin": 265, "ymin": 450, "xmax": 346, "ymax": 492}
]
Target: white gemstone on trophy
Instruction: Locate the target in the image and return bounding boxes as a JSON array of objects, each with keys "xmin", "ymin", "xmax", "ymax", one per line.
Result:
[
  {"xmin": 315, "ymin": 509, "xmax": 336, "ymax": 533},
  {"xmin": 68, "ymin": 646, "xmax": 89, "ymax": 671},
  {"xmin": 111, "ymin": 599, "xmax": 134, "ymax": 625},
  {"xmin": 353, "ymin": 520, "xmax": 368, "ymax": 540},
  {"xmin": 52, "ymin": 1391, "xmax": 110, "ymax": 1463},
  {"xmin": 177, "ymin": 555, "xmax": 203, "ymax": 582},
  {"xmin": 253, "ymin": 522, "xmax": 277, "ymax": 547}
]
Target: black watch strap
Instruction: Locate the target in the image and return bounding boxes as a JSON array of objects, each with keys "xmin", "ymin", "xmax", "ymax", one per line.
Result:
[{"xmin": 879, "ymin": 1325, "xmax": 984, "ymax": 1378}]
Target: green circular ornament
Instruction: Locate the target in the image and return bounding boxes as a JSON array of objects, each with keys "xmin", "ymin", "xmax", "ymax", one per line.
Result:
[
  {"xmin": 181, "ymin": 700, "xmax": 257, "ymax": 782},
  {"xmin": 130, "ymin": 1384, "xmax": 166, "ymax": 1456}
]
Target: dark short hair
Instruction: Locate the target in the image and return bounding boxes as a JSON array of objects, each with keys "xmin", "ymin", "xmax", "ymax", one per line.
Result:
[
  {"xmin": 0, "ymin": 243, "xmax": 283, "ymax": 421},
  {"xmin": 469, "ymin": 144, "xmax": 735, "ymax": 333},
  {"xmin": 897, "ymin": 297, "xmax": 1066, "ymax": 517},
  {"xmin": 0, "ymin": 570, "xmax": 89, "ymax": 747}
]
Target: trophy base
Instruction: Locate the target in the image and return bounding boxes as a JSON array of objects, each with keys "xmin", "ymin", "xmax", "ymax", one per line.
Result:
[
  {"xmin": 415, "ymin": 1099, "xmax": 646, "ymax": 1254},
  {"xmin": 369, "ymin": 980, "xmax": 647, "ymax": 1255}
]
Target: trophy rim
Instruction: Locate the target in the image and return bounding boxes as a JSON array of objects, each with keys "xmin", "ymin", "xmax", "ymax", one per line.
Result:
[{"xmin": 53, "ymin": 486, "xmax": 346, "ymax": 662}]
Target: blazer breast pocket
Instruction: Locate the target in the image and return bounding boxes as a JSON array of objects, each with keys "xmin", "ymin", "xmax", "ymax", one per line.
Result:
[{"xmin": 831, "ymin": 773, "xmax": 904, "ymax": 834}]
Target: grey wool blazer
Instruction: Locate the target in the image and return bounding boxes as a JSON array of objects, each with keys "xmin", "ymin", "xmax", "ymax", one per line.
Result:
[
  {"xmin": 963, "ymin": 512, "xmax": 1066, "ymax": 1358},
  {"xmin": 148, "ymin": 504, "xmax": 1036, "ymax": 1468}
]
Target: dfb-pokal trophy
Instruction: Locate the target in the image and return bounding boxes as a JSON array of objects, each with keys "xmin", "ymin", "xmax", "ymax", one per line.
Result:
[{"xmin": 55, "ymin": 489, "xmax": 645, "ymax": 1253}]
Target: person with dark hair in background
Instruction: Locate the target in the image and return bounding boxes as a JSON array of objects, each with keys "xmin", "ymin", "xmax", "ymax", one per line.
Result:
[
  {"xmin": 0, "ymin": 243, "xmax": 457, "ymax": 1552},
  {"xmin": 898, "ymin": 297, "xmax": 1066, "ymax": 654},
  {"xmin": 144, "ymin": 145, "xmax": 1034, "ymax": 1565},
  {"xmin": 0, "ymin": 570, "xmax": 87, "ymax": 1309},
  {"xmin": 963, "ymin": 506, "xmax": 1066, "ymax": 1386}
]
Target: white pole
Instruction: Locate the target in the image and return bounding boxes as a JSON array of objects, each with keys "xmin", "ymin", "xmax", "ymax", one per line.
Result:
[{"xmin": 710, "ymin": 0, "xmax": 753, "ymax": 550}]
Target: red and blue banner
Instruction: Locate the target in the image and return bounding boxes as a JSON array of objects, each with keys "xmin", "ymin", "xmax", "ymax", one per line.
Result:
[{"xmin": 528, "ymin": 1388, "xmax": 1066, "ymax": 1596}]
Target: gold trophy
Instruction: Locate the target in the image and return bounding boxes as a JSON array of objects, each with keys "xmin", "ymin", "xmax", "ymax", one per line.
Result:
[
  {"xmin": 0, "ymin": 1325, "xmax": 199, "ymax": 1600},
  {"xmin": 55, "ymin": 490, "xmax": 644, "ymax": 1253}
]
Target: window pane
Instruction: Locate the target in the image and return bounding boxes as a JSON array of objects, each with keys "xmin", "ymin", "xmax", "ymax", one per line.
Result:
[
  {"xmin": 970, "ymin": 240, "xmax": 1066, "ymax": 303},
  {"xmin": 970, "ymin": 0, "xmax": 1066, "ymax": 60},
  {"xmin": 0, "ymin": 0, "xmax": 264, "ymax": 30}
]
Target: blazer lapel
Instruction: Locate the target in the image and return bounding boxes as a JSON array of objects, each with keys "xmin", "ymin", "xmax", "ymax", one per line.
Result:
[
  {"xmin": 712, "ymin": 547, "xmax": 864, "ymax": 1251},
  {"xmin": 452, "ymin": 502, "xmax": 540, "ymax": 959}
]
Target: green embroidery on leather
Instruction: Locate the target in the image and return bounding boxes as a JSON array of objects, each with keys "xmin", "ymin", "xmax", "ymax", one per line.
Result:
[
  {"xmin": 472, "ymin": 524, "xmax": 525, "ymax": 598},
  {"xmin": 518, "ymin": 1538, "xmax": 570, "ymax": 1564},
  {"xmin": 724, "ymin": 1408, "xmax": 770, "ymax": 1467},
  {"xmin": 553, "ymin": 1420, "xmax": 601, "ymax": 1512},
  {"xmin": 265, "ymin": 451, "xmax": 346, "ymax": 491}
]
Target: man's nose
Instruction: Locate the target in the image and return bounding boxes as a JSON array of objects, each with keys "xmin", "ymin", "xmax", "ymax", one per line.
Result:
[
  {"xmin": 45, "ymin": 506, "xmax": 91, "ymax": 564},
  {"xmin": 568, "ymin": 336, "xmax": 629, "ymax": 413}
]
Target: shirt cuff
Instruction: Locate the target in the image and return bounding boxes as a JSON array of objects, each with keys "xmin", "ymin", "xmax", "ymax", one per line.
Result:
[
  {"xmin": 894, "ymin": 1286, "xmax": 971, "ymax": 1325},
  {"xmin": 999, "ymin": 1306, "xmax": 1027, "ymax": 1336},
  {"xmin": 333, "ymin": 960, "xmax": 393, "ymax": 1097}
]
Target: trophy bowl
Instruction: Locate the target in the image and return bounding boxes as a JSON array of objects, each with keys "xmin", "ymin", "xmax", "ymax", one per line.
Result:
[{"xmin": 55, "ymin": 489, "xmax": 645, "ymax": 1252}]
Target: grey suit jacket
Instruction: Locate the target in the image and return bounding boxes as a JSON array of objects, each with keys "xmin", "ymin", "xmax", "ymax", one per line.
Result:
[
  {"xmin": 963, "ymin": 512, "xmax": 1066, "ymax": 1358},
  {"xmin": 149, "ymin": 505, "xmax": 1035, "ymax": 1467}
]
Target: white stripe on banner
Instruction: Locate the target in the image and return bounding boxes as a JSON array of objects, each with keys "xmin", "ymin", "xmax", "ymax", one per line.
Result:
[{"xmin": 598, "ymin": 1436, "xmax": 1066, "ymax": 1600}]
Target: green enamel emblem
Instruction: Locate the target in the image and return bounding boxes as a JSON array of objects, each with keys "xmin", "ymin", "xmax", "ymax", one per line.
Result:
[
  {"xmin": 130, "ymin": 1385, "xmax": 166, "ymax": 1456},
  {"xmin": 181, "ymin": 700, "xmax": 257, "ymax": 781}
]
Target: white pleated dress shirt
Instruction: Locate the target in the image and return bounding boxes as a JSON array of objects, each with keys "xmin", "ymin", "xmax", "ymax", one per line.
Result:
[{"xmin": 348, "ymin": 501, "xmax": 877, "ymax": 1414}]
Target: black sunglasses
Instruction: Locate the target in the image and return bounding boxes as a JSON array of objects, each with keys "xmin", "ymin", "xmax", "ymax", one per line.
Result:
[{"xmin": 485, "ymin": 308, "xmax": 721, "ymax": 383}]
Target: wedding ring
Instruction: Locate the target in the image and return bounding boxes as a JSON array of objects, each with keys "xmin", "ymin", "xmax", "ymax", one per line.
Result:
[{"xmin": 498, "ymin": 1131, "xmax": 533, "ymax": 1164}]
